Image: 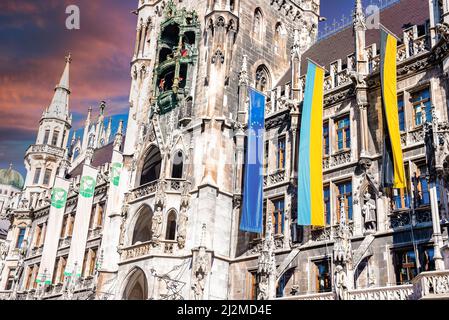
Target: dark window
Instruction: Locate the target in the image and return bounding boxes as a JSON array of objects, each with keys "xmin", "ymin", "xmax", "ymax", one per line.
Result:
[
  {"xmin": 132, "ymin": 207, "xmax": 153, "ymax": 244},
  {"xmin": 165, "ymin": 211, "xmax": 177, "ymax": 240},
  {"xmin": 5, "ymin": 268, "xmax": 16, "ymax": 290},
  {"xmin": 276, "ymin": 268, "xmax": 294, "ymax": 298},
  {"xmin": 277, "ymin": 137, "xmax": 286, "ymax": 170},
  {"xmin": 140, "ymin": 147, "xmax": 162, "ymax": 186},
  {"xmin": 51, "ymin": 130, "xmax": 60, "ymax": 147},
  {"xmin": 250, "ymin": 272, "xmax": 259, "ymax": 300},
  {"xmin": 323, "ymin": 123, "xmax": 330, "ymax": 156},
  {"xmin": 336, "ymin": 116, "xmax": 350, "ymax": 150},
  {"xmin": 172, "ymin": 151, "xmax": 184, "ymax": 179},
  {"xmin": 324, "ymin": 186, "xmax": 331, "ymax": 225},
  {"xmin": 412, "ymin": 88, "xmax": 431, "ymax": 126},
  {"xmin": 43, "ymin": 169, "xmax": 52, "ymax": 186},
  {"xmin": 16, "ymin": 227, "xmax": 26, "ymax": 249},
  {"xmin": 315, "ymin": 259, "xmax": 332, "ymax": 293},
  {"xmin": 337, "ymin": 181, "xmax": 353, "ymax": 221},
  {"xmin": 394, "ymin": 249, "xmax": 418, "ymax": 284},
  {"xmin": 33, "ymin": 168, "xmax": 41, "ymax": 185},
  {"xmin": 272, "ymin": 198, "xmax": 285, "ymax": 235},
  {"xmin": 43, "ymin": 130, "xmax": 50, "ymax": 145},
  {"xmin": 398, "ymin": 96, "xmax": 405, "ymax": 132},
  {"xmin": 413, "ymin": 165, "xmax": 431, "ymax": 206}
]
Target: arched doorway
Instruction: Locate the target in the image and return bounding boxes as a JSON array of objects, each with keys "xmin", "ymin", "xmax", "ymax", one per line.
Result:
[
  {"xmin": 140, "ymin": 146, "xmax": 162, "ymax": 186},
  {"xmin": 132, "ymin": 206, "xmax": 153, "ymax": 244},
  {"xmin": 122, "ymin": 268, "xmax": 148, "ymax": 300}
]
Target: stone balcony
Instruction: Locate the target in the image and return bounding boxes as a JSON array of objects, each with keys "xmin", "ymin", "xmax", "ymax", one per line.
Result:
[
  {"xmin": 25, "ymin": 144, "xmax": 65, "ymax": 158},
  {"xmin": 119, "ymin": 239, "xmax": 179, "ymax": 262},
  {"xmin": 128, "ymin": 179, "xmax": 189, "ymax": 203},
  {"xmin": 323, "ymin": 150, "xmax": 352, "ymax": 171},
  {"xmin": 263, "ymin": 170, "xmax": 287, "ymax": 188}
]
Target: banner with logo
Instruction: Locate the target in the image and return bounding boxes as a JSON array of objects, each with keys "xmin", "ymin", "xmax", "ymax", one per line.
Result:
[
  {"xmin": 99, "ymin": 150, "xmax": 125, "ymax": 271},
  {"xmin": 65, "ymin": 164, "xmax": 98, "ymax": 277},
  {"xmin": 36, "ymin": 177, "xmax": 70, "ymax": 285}
]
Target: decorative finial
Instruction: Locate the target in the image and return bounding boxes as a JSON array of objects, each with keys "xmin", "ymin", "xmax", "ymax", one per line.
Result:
[
  {"xmin": 100, "ymin": 101, "xmax": 106, "ymax": 115},
  {"xmin": 65, "ymin": 53, "xmax": 72, "ymax": 64},
  {"xmin": 8, "ymin": 163, "xmax": 13, "ymax": 171}
]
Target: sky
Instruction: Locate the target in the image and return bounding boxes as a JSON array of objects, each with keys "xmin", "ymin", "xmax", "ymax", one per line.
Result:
[{"xmin": 0, "ymin": 0, "xmax": 358, "ymax": 177}]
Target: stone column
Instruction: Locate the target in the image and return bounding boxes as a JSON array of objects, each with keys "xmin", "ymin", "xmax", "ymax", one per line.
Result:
[{"xmin": 430, "ymin": 178, "xmax": 445, "ymax": 270}]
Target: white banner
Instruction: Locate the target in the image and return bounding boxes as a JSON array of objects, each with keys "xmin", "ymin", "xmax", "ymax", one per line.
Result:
[
  {"xmin": 65, "ymin": 164, "xmax": 99, "ymax": 277},
  {"xmin": 100, "ymin": 150, "xmax": 125, "ymax": 271},
  {"xmin": 36, "ymin": 177, "xmax": 71, "ymax": 285}
]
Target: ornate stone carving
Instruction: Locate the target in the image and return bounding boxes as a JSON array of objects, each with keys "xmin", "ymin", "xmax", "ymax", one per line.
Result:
[{"xmin": 362, "ymin": 192, "xmax": 377, "ymax": 232}]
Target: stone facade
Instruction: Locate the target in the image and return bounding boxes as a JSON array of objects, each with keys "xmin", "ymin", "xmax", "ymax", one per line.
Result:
[{"xmin": 1, "ymin": 0, "xmax": 449, "ymax": 301}]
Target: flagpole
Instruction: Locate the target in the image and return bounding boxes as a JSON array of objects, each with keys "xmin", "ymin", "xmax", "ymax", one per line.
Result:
[{"xmin": 379, "ymin": 23, "xmax": 401, "ymax": 41}]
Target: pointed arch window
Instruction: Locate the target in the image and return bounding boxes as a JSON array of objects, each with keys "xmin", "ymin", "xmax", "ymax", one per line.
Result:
[
  {"xmin": 255, "ymin": 65, "xmax": 271, "ymax": 93},
  {"xmin": 172, "ymin": 151, "xmax": 184, "ymax": 179},
  {"xmin": 140, "ymin": 147, "xmax": 162, "ymax": 186},
  {"xmin": 274, "ymin": 22, "xmax": 286, "ymax": 56},
  {"xmin": 253, "ymin": 8, "xmax": 264, "ymax": 42},
  {"xmin": 132, "ymin": 206, "xmax": 154, "ymax": 245},
  {"xmin": 165, "ymin": 211, "xmax": 177, "ymax": 240}
]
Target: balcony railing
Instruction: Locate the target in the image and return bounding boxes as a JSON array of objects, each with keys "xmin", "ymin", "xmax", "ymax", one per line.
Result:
[
  {"xmin": 25, "ymin": 144, "xmax": 65, "ymax": 158},
  {"xmin": 413, "ymin": 270, "xmax": 449, "ymax": 299},
  {"xmin": 129, "ymin": 181, "xmax": 159, "ymax": 202},
  {"xmin": 389, "ymin": 210, "xmax": 432, "ymax": 229},
  {"xmin": 119, "ymin": 239, "xmax": 179, "ymax": 262},
  {"xmin": 348, "ymin": 285, "xmax": 413, "ymax": 300},
  {"xmin": 263, "ymin": 170, "xmax": 287, "ymax": 188}
]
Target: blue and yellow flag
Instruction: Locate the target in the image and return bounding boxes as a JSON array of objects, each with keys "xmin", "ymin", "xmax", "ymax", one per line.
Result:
[
  {"xmin": 380, "ymin": 29, "xmax": 406, "ymax": 189},
  {"xmin": 297, "ymin": 61, "xmax": 325, "ymax": 227},
  {"xmin": 240, "ymin": 88, "xmax": 266, "ymax": 233}
]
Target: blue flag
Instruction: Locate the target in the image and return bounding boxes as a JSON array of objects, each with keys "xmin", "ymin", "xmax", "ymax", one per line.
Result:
[{"xmin": 240, "ymin": 88, "xmax": 265, "ymax": 233}]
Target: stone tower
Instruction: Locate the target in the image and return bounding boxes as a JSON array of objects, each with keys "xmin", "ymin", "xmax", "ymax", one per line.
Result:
[
  {"xmin": 116, "ymin": 0, "xmax": 320, "ymax": 300},
  {"xmin": 23, "ymin": 55, "xmax": 72, "ymax": 206}
]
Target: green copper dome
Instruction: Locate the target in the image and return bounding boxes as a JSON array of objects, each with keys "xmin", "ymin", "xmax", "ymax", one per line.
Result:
[{"xmin": 0, "ymin": 164, "xmax": 25, "ymax": 190}]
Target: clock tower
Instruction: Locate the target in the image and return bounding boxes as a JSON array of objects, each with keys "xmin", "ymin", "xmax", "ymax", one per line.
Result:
[{"xmin": 23, "ymin": 55, "xmax": 72, "ymax": 205}]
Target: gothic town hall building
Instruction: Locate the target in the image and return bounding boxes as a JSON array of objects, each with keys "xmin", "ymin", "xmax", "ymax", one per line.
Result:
[{"xmin": 1, "ymin": 0, "xmax": 449, "ymax": 300}]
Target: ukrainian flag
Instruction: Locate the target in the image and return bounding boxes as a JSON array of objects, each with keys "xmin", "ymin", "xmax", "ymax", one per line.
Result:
[
  {"xmin": 380, "ymin": 29, "xmax": 406, "ymax": 189},
  {"xmin": 297, "ymin": 61, "xmax": 325, "ymax": 227}
]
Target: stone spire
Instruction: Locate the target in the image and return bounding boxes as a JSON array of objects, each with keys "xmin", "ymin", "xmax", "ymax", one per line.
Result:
[
  {"xmin": 82, "ymin": 107, "xmax": 92, "ymax": 150},
  {"xmin": 113, "ymin": 120, "xmax": 124, "ymax": 151},
  {"xmin": 106, "ymin": 117, "xmax": 112, "ymax": 143},
  {"xmin": 353, "ymin": 0, "xmax": 366, "ymax": 31},
  {"xmin": 45, "ymin": 54, "xmax": 72, "ymax": 120}
]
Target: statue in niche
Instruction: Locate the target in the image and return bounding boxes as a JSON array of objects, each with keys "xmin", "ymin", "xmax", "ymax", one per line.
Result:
[
  {"xmin": 177, "ymin": 206, "xmax": 188, "ymax": 249},
  {"xmin": 152, "ymin": 205, "xmax": 164, "ymax": 241},
  {"xmin": 362, "ymin": 192, "xmax": 377, "ymax": 232},
  {"xmin": 334, "ymin": 265, "xmax": 349, "ymax": 300},
  {"xmin": 192, "ymin": 246, "xmax": 209, "ymax": 300},
  {"xmin": 257, "ymin": 275, "xmax": 269, "ymax": 300}
]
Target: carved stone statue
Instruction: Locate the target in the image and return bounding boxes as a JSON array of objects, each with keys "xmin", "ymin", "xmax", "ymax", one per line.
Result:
[
  {"xmin": 192, "ymin": 246, "xmax": 210, "ymax": 300},
  {"xmin": 119, "ymin": 204, "xmax": 129, "ymax": 247},
  {"xmin": 362, "ymin": 192, "xmax": 377, "ymax": 232},
  {"xmin": 191, "ymin": 272, "xmax": 205, "ymax": 300},
  {"xmin": 257, "ymin": 275, "xmax": 269, "ymax": 300},
  {"xmin": 152, "ymin": 205, "xmax": 164, "ymax": 241},
  {"xmin": 334, "ymin": 265, "xmax": 349, "ymax": 300},
  {"xmin": 0, "ymin": 241, "xmax": 9, "ymax": 282},
  {"xmin": 177, "ymin": 206, "xmax": 188, "ymax": 249}
]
